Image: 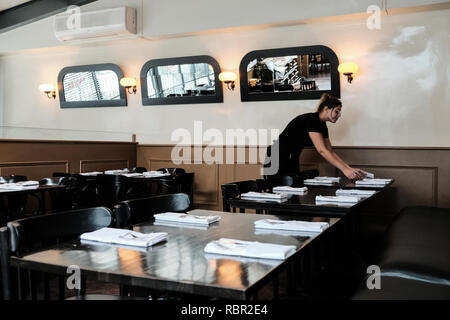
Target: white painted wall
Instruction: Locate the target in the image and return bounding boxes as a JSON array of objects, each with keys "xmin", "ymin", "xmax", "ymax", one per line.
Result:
[{"xmin": 0, "ymin": 2, "xmax": 449, "ymax": 146}]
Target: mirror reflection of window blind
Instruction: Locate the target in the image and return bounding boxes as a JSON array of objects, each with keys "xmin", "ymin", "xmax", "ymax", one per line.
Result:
[
  {"xmin": 63, "ymin": 71, "xmax": 120, "ymax": 102},
  {"xmin": 147, "ymin": 63, "xmax": 215, "ymax": 98}
]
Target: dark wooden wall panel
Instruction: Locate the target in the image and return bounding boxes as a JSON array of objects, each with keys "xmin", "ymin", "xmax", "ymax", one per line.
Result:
[
  {"xmin": 0, "ymin": 139, "xmax": 137, "ymax": 180},
  {"xmin": 138, "ymin": 145, "xmax": 450, "ymax": 214}
]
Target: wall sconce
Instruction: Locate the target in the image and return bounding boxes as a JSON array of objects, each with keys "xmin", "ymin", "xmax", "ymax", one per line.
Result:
[
  {"xmin": 219, "ymin": 72, "xmax": 237, "ymax": 91},
  {"xmin": 120, "ymin": 77, "xmax": 137, "ymax": 94},
  {"xmin": 338, "ymin": 62, "xmax": 358, "ymax": 83},
  {"xmin": 39, "ymin": 83, "xmax": 56, "ymax": 99}
]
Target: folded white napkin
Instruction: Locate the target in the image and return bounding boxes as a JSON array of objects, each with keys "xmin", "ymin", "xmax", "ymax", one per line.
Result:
[
  {"xmin": 142, "ymin": 171, "xmax": 171, "ymax": 177},
  {"xmin": 154, "ymin": 212, "xmax": 220, "ymax": 225},
  {"xmin": 336, "ymin": 189, "xmax": 376, "ymax": 197},
  {"xmin": 204, "ymin": 238, "xmax": 296, "ymax": 260},
  {"xmin": 121, "ymin": 173, "xmax": 144, "ymax": 178},
  {"xmin": 0, "ymin": 181, "xmax": 40, "ymax": 190},
  {"xmin": 204, "ymin": 253, "xmax": 280, "ymax": 267},
  {"xmin": 79, "ymin": 172, "xmax": 102, "ymax": 176},
  {"xmin": 16, "ymin": 181, "xmax": 39, "ymax": 186},
  {"xmin": 241, "ymin": 192, "xmax": 288, "ymax": 202},
  {"xmin": 303, "ymin": 178, "xmax": 336, "ymax": 185},
  {"xmin": 104, "ymin": 169, "xmax": 129, "ymax": 175},
  {"xmin": 272, "ymin": 186, "xmax": 308, "ymax": 193},
  {"xmin": 254, "ymin": 219, "xmax": 329, "ymax": 232},
  {"xmin": 153, "ymin": 220, "xmax": 209, "ymax": 230},
  {"xmin": 254, "ymin": 228, "xmax": 322, "ymax": 238},
  {"xmin": 80, "ymin": 227, "xmax": 167, "ymax": 248},
  {"xmin": 365, "ymin": 172, "xmax": 375, "ymax": 179},
  {"xmin": 315, "ymin": 195, "xmax": 360, "ymax": 203},
  {"xmin": 355, "ymin": 178, "xmax": 392, "ymax": 186},
  {"xmin": 315, "ymin": 176, "xmax": 341, "ymax": 182},
  {"xmin": 241, "ymin": 192, "xmax": 287, "ymax": 200}
]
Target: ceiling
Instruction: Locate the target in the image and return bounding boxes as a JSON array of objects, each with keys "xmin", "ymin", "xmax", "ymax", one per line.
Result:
[{"xmin": 0, "ymin": 0, "xmax": 33, "ymax": 12}]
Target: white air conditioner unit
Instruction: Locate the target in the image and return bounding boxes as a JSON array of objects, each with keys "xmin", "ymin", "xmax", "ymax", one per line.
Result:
[{"xmin": 54, "ymin": 7, "xmax": 137, "ymax": 42}]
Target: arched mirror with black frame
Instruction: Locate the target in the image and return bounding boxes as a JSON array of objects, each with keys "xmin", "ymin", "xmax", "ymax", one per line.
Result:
[
  {"xmin": 57, "ymin": 63, "xmax": 127, "ymax": 108},
  {"xmin": 239, "ymin": 45, "xmax": 340, "ymax": 102},
  {"xmin": 140, "ymin": 55, "xmax": 223, "ymax": 106}
]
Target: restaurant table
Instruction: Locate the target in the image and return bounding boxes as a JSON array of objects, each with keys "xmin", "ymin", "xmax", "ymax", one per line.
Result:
[
  {"xmin": 10, "ymin": 210, "xmax": 341, "ymax": 300},
  {"xmin": 0, "ymin": 185, "xmax": 66, "ymax": 216},
  {"xmin": 227, "ymin": 181, "xmax": 394, "ymax": 217}
]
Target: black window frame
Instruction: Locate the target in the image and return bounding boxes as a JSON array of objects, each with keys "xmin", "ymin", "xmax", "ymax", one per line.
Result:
[
  {"xmin": 57, "ymin": 63, "xmax": 127, "ymax": 108},
  {"xmin": 140, "ymin": 55, "xmax": 223, "ymax": 106},
  {"xmin": 239, "ymin": 45, "xmax": 340, "ymax": 102}
]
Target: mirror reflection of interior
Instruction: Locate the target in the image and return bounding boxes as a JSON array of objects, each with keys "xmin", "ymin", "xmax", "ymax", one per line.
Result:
[
  {"xmin": 146, "ymin": 63, "xmax": 215, "ymax": 98},
  {"xmin": 63, "ymin": 70, "xmax": 120, "ymax": 102},
  {"xmin": 247, "ymin": 54, "xmax": 331, "ymax": 94}
]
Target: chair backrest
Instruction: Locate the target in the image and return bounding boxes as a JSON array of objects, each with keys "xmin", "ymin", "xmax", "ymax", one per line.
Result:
[
  {"xmin": 157, "ymin": 168, "xmax": 186, "ymax": 174},
  {"xmin": 221, "ymin": 179, "xmax": 265, "ymax": 212},
  {"xmin": 113, "ymin": 193, "xmax": 190, "ymax": 228},
  {"xmin": 0, "ymin": 175, "xmax": 28, "ymax": 183},
  {"xmin": 0, "ymin": 207, "xmax": 111, "ymax": 299},
  {"xmin": 264, "ymin": 175, "xmax": 294, "ymax": 191},
  {"xmin": 97, "ymin": 174, "xmax": 132, "ymax": 209},
  {"xmin": 7, "ymin": 207, "xmax": 112, "ymax": 255},
  {"xmin": 39, "ymin": 177, "xmax": 76, "ymax": 187}
]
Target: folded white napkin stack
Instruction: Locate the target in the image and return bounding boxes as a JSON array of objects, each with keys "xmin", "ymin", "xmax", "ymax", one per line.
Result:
[
  {"xmin": 153, "ymin": 212, "xmax": 220, "ymax": 225},
  {"xmin": 241, "ymin": 192, "xmax": 288, "ymax": 202},
  {"xmin": 303, "ymin": 178, "xmax": 337, "ymax": 186},
  {"xmin": 315, "ymin": 176, "xmax": 341, "ymax": 183},
  {"xmin": 0, "ymin": 181, "xmax": 39, "ymax": 190},
  {"xmin": 315, "ymin": 195, "xmax": 360, "ymax": 203},
  {"xmin": 204, "ymin": 238, "xmax": 296, "ymax": 260},
  {"xmin": 336, "ymin": 189, "xmax": 376, "ymax": 197},
  {"xmin": 122, "ymin": 173, "xmax": 144, "ymax": 178},
  {"xmin": 254, "ymin": 219, "xmax": 329, "ymax": 233},
  {"xmin": 104, "ymin": 169, "xmax": 129, "ymax": 175},
  {"xmin": 365, "ymin": 172, "xmax": 375, "ymax": 179},
  {"xmin": 355, "ymin": 178, "xmax": 392, "ymax": 186},
  {"xmin": 79, "ymin": 171, "xmax": 102, "ymax": 176},
  {"xmin": 272, "ymin": 186, "xmax": 308, "ymax": 194},
  {"xmin": 80, "ymin": 227, "xmax": 167, "ymax": 248},
  {"xmin": 142, "ymin": 171, "xmax": 171, "ymax": 177}
]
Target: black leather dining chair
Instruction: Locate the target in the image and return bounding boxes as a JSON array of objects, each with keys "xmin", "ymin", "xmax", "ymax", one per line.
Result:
[
  {"xmin": 97, "ymin": 174, "xmax": 150, "ymax": 210},
  {"xmin": 157, "ymin": 168, "xmax": 186, "ymax": 175},
  {"xmin": 0, "ymin": 207, "xmax": 112, "ymax": 300},
  {"xmin": 39, "ymin": 177, "xmax": 77, "ymax": 213},
  {"xmin": 113, "ymin": 193, "xmax": 190, "ymax": 228},
  {"xmin": 154, "ymin": 173, "xmax": 194, "ymax": 210},
  {"xmin": 221, "ymin": 179, "xmax": 265, "ymax": 213},
  {"xmin": 0, "ymin": 175, "xmax": 31, "ymax": 225}
]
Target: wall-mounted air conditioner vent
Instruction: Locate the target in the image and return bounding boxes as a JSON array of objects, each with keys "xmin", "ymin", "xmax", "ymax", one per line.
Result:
[{"xmin": 54, "ymin": 7, "xmax": 137, "ymax": 42}]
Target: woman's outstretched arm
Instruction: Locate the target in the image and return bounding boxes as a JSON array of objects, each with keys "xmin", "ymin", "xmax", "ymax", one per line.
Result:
[{"xmin": 309, "ymin": 132, "xmax": 366, "ymax": 180}]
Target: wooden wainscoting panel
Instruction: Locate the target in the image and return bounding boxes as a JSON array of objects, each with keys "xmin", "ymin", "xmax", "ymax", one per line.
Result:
[
  {"xmin": 0, "ymin": 139, "xmax": 137, "ymax": 180},
  {"xmin": 148, "ymin": 159, "xmax": 219, "ymax": 206},
  {"xmin": 351, "ymin": 164, "xmax": 438, "ymax": 212},
  {"xmin": 0, "ymin": 161, "xmax": 69, "ymax": 180},
  {"xmin": 138, "ymin": 145, "xmax": 450, "ymax": 212},
  {"xmin": 80, "ymin": 159, "xmax": 130, "ymax": 173}
]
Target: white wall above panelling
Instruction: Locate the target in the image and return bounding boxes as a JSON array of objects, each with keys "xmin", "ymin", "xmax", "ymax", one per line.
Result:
[
  {"xmin": 0, "ymin": 8, "xmax": 449, "ymax": 146},
  {"xmin": 1, "ymin": 0, "xmax": 449, "ymax": 53},
  {"xmin": 141, "ymin": 0, "xmax": 450, "ymax": 38}
]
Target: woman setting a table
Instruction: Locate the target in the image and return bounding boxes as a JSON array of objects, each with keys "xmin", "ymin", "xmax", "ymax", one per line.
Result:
[{"xmin": 264, "ymin": 93, "xmax": 367, "ymax": 180}]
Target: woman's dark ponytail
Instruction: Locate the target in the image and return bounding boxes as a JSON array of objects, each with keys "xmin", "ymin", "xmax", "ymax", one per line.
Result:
[{"xmin": 316, "ymin": 93, "xmax": 342, "ymax": 112}]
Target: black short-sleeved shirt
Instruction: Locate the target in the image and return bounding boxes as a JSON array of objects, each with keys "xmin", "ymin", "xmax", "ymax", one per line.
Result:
[
  {"xmin": 264, "ymin": 112, "xmax": 328, "ymax": 175},
  {"xmin": 278, "ymin": 112, "xmax": 328, "ymax": 153}
]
